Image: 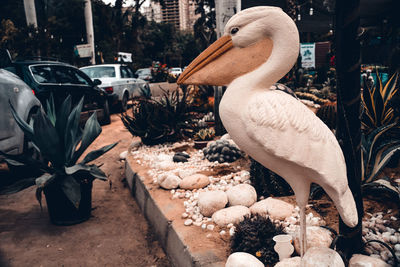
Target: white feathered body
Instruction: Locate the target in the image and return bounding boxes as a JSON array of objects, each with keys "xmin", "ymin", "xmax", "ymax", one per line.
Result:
[{"xmin": 220, "ymin": 83, "xmax": 357, "ymax": 226}]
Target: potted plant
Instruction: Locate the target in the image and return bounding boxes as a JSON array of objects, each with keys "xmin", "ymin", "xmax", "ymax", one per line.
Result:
[
  {"xmin": 193, "ymin": 128, "xmax": 215, "ymax": 148},
  {"xmin": 0, "ymin": 95, "xmax": 117, "ymax": 225}
]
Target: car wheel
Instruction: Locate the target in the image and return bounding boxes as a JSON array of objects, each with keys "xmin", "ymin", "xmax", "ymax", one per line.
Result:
[
  {"xmin": 101, "ymin": 99, "xmax": 111, "ymax": 125},
  {"xmin": 120, "ymin": 93, "xmax": 128, "ymax": 112}
]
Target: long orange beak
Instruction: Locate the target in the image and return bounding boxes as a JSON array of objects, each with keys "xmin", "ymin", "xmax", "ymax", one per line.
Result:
[{"xmin": 177, "ymin": 35, "xmax": 273, "ymax": 86}]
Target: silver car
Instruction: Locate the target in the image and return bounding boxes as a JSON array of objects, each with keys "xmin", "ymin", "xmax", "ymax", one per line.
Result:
[
  {"xmin": 80, "ymin": 64, "xmax": 151, "ymax": 111},
  {"xmin": 0, "ymin": 69, "xmax": 41, "ymax": 156}
]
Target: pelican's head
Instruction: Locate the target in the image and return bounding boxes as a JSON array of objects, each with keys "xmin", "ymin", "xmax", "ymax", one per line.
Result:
[{"xmin": 178, "ymin": 6, "xmax": 299, "ymax": 86}]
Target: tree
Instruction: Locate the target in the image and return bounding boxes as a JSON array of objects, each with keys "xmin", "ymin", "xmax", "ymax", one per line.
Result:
[{"xmin": 193, "ymin": 0, "xmax": 217, "ymax": 50}]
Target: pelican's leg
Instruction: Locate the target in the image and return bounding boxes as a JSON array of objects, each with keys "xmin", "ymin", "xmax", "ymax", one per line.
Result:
[
  {"xmin": 293, "ymin": 182, "xmax": 310, "ymax": 262},
  {"xmin": 299, "ymin": 204, "xmax": 307, "ymax": 257}
]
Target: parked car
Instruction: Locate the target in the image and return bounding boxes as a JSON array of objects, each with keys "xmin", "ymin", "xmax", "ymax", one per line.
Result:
[
  {"xmin": 1, "ymin": 53, "xmax": 111, "ymax": 125},
  {"xmin": 169, "ymin": 67, "xmax": 183, "ymax": 77},
  {"xmin": 0, "ymin": 69, "xmax": 41, "ymax": 156},
  {"xmin": 81, "ymin": 64, "xmax": 151, "ymax": 111},
  {"xmin": 135, "ymin": 68, "xmax": 152, "ymax": 82}
]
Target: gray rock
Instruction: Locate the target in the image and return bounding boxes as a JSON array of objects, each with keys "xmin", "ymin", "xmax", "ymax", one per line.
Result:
[
  {"xmin": 173, "ymin": 154, "xmax": 188, "ymax": 163},
  {"xmin": 226, "ymin": 184, "xmax": 257, "ymax": 207},
  {"xmin": 293, "ymin": 226, "xmax": 333, "ymax": 254},
  {"xmin": 250, "ymin": 197, "xmax": 294, "ymax": 220},
  {"xmin": 225, "ymin": 252, "xmax": 264, "ymax": 267},
  {"xmin": 119, "ymin": 150, "xmax": 128, "ymax": 160},
  {"xmin": 274, "ymin": 256, "xmax": 301, "ymax": 267},
  {"xmin": 179, "ymin": 174, "xmax": 210, "ymax": 189},
  {"xmin": 212, "ymin": 206, "xmax": 251, "ymax": 227},
  {"xmin": 303, "ymin": 247, "xmax": 345, "ymax": 267},
  {"xmin": 198, "ymin": 190, "xmax": 228, "ymax": 217},
  {"xmin": 157, "ymin": 173, "xmax": 181, "ymax": 189},
  {"xmin": 349, "ymin": 254, "xmax": 390, "ymax": 267}
]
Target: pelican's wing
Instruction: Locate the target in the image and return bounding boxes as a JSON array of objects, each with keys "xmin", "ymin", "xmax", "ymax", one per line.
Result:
[{"xmin": 243, "ymin": 89, "xmax": 345, "ymax": 175}]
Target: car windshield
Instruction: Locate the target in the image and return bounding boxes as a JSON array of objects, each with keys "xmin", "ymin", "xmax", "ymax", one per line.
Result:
[
  {"xmin": 81, "ymin": 66, "xmax": 116, "ymax": 78},
  {"xmin": 136, "ymin": 68, "xmax": 150, "ymax": 75},
  {"xmin": 30, "ymin": 65, "xmax": 91, "ymax": 85}
]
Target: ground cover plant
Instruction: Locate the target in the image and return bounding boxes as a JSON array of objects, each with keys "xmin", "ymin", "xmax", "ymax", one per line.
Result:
[{"xmin": 0, "ymin": 95, "xmax": 117, "ymax": 225}]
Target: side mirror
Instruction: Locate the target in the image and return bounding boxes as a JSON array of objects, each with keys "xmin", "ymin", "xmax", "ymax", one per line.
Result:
[{"xmin": 93, "ymin": 79, "xmax": 102, "ymax": 86}]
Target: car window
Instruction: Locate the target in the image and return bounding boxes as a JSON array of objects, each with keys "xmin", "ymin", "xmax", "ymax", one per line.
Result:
[
  {"xmin": 30, "ymin": 65, "xmax": 91, "ymax": 85},
  {"xmin": 81, "ymin": 66, "xmax": 116, "ymax": 78},
  {"xmin": 136, "ymin": 68, "xmax": 150, "ymax": 75},
  {"xmin": 120, "ymin": 66, "xmax": 130, "ymax": 78},
  {"xmin": 31, "ymin": 65, "xmax": 57, "ymax": 83},
  {"xmin": 125, "ymin": 67, "xmax": 134, "ymax": 78}
]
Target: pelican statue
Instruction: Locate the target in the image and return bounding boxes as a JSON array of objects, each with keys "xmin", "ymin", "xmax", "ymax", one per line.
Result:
[{"xmin": 178, "ymin": 6, "xmax": 358, "ymax": 257}]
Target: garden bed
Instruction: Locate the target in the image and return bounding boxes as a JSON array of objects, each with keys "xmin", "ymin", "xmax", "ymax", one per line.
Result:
[{"xmin": 125, "ymin": 140, "xmax": 400, "ymax": 266}]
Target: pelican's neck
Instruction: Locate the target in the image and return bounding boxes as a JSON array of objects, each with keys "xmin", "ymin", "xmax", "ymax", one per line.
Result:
[{"xmin": 231, "ymin": 14, "xmax": 299, "ymax": 92}]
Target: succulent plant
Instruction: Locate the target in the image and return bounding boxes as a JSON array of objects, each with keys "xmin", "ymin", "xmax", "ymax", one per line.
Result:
[
  {"xmin": 249, "ymin": 157, "xmax": 293, "ymax": 197},
  {"xmin": 194, "ymin": 128, "xmax": 215, "ymax": 141},
  {"xmin": 231, "ymin": 215, "xmax": 285, "ymax": 266},
  {"xmin": 120, "ymin": 87, "xmax": 195, "ymax": 145},
  {"xmin": 316, "ymin": 102, "xmax": 337, "ymax": 130},
  {"xmin": 295, "ymin": 92, "xmax": 330, "ymax": 105},
  {"xmin": 202, "ymin": 139, "xmax": 243, "ymax": 163}
]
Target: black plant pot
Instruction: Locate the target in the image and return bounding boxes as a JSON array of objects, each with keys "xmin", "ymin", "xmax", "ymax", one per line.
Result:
[{"xmin": 43, "ymin": 179, "xmax": 93, "ymax": 226}]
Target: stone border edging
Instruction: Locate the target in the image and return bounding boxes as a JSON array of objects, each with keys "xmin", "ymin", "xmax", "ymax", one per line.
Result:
[{"xmin": 125, "ymin": 160, "xmax": 225, "ymax": 267}]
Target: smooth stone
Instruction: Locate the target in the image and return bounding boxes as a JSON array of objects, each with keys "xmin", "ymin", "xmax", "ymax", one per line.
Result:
[
  {"xmin": 157, "ymin": 173, "xmax": 181, "ymax": 189},
  {"xmin": 212, "ymin": 206, "xmax": 251, "ymax": 227},
  {"xmin": 171, "ymin": 142, "xmax": 190, "ymax": 152},
  {"xmin": 198, "ymin": 190, "xmax": 228, "ymax": 217},
  {"xmin": 303, "ymin": 247, "xmax": 345, "ymax": 267},
  {"xmin": 226, "ymin": 184, "xmax": 257, "ymax": 207},
  {"xmin": 250, "ymin": 197, "xmax": 294, "ymax": 220},
  {"xmin": 293, "ymin": 226, "xmax": 333, "ymax": 254},
  {"xmin": 274, "ymin": 256, "xmax": 301, "ymax": 267},
  {"xmin": 179, "ymin": 174, "xmax": 210, "ymax": 189},
  {"xmin": 184, "ymin": 219, "xmax": 193, "ymax": 226},
  {"xmin": 349, "ymin": 254, "xmax": 390, "ymax": 267},
  {"xmin": 225, "ymin": 252, "xmax": 264, "ymax": 267},
  {"xmin": 173, "ymin": 154, "xmax": 188, "ymax": 163},
  {"xmin": 129, "ymin": 140, "xmax": 142, "ymax": 151},
  {"xmin": 119, "ymin": 150, "xmax": 128, "ymax": 160}
]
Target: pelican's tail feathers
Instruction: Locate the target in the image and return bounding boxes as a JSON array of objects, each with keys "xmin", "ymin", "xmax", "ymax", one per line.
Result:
[{"xmin": 333, "ymin": 187, "xmax": 359, "ymax": 228}]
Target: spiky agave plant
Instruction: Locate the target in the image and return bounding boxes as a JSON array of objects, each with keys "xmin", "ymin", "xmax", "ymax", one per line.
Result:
[
  {"xmin": 121, "ymin": 87, "xmax": 194, "ymax": 145},
  {"xmin": 361, "ymin": 72, "xmax": 399, "ymax": 133},
  {"xmin": 0, "ymin": 95, "xmax": 117, "ymax": 224}
]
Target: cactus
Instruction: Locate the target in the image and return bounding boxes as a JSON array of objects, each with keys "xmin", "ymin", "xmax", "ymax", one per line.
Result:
[
  {"xmin": 295, "ymin": 92, "xmax": 330, "ymax": 105},
  {"xmin": 249, "ymin": 157, "xmax": 293, "ymax": 197},
  {"xmin": 316, "ymin": 102, "xmax": 337, "ymax": 130},
  {"xmin": 194, "ymin": 128, "xmax": 215, "ymax": 141}
]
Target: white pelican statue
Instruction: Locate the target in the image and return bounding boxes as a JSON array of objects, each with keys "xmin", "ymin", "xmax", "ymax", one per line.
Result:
[{"xmin": 178, "ymin": 6, "xmax": 358, "ymax": 257}]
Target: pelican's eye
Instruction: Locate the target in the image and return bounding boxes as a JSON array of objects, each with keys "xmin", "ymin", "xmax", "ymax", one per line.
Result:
[{"xmin": 230, "ymin": 27, "xmax": 239, "ymax": 35}]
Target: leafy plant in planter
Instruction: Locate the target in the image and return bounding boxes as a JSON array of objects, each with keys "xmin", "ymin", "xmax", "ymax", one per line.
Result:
[
  {"xmin": 121, "ymin": 87, "xmax": 195, "ymax": 145},
  {"xmin": 193, "ymin": 128, "xmax": 215, "ymax": 148},
  {"xmin": 0, "ymin": 95, "xmax": 117, "ymax": 225}
]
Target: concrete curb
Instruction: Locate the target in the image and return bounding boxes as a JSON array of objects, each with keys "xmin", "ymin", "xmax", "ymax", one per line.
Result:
[{"xmin": 125, "ymin": 160, "xmax": 226, "ymax": 267}]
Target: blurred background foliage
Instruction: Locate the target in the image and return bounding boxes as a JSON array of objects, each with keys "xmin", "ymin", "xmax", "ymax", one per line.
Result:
[{"xmin": 0, "ymin": 0, "xmax": 212, "ymax": 68}]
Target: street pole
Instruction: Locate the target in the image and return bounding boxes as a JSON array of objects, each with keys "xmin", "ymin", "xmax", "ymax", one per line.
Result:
[
  {"xmin": 84, "ymin": 0, "xmax": 96, "ymax": 65},
  {"xmin": 23, "ymin": 0, "xmax": 38, "ymax": 28},
  {"xmin": 335, "ymin": 0, "xmax": 363, "ymax": 258}
]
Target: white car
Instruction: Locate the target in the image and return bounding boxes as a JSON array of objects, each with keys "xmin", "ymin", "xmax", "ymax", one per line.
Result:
[
  {"xmin": 80, "ymin": 64, "xmax": 151, "ymax": 111},
  {"xmin": 0, "ymin": 69, "xmax": 41, "ymax": 156},
  {"xmin": 169, "ymin": 67, "xmax": 182, "ymax": 77}
]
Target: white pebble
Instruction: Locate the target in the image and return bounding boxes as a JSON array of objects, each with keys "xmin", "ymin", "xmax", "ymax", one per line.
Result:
[
  {"xmin": 227, "ymin": 223, "xmax": 233, "ymax": 228},
  {"xmin": 207, "ymin": 224, "xmax": 215, "ymax": 231},
  {"xmin": 206, "ymin": 233, "xmax": 212, "ymax": 238},
  {"xmin": 390, "ymin": 235, "xmax": 398, "ymax": 244},
  {"xmin": 229, "ymin": 227, "xmax": 235, "ymax": 236},
  {"xmin": 395, "ymin": 244, "xmax": 400, "ymax": 252},
  {"xmin": 184, "ymin": 219, "xmax": 193, "ymax": 226},
  {"xmin": 201, "ymin": 224, "xmax": 207, "ymax": 230},
  {"xmin": 220, "ymin": 230, "xmax": 226, "ymax": 236},
  {"xmin": 181, "ymin": 213, "xmax": 188, "ymax": 219}
]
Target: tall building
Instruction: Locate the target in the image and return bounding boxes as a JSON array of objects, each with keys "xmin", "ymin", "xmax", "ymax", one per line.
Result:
[{"xmin": 143, "ymin": 0, "xmax": 199, "ymax": 32}]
